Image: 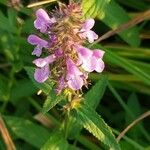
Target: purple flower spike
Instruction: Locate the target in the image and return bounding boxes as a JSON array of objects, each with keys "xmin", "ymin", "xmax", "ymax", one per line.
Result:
[
  {"xmin": 27, "ymin": 34, "xmax": 48, "ymax": 57},
  {"xmin": 34, "ymin": 65, "xmax": 50, "ymax": 83},
  {"xmin": 66, "ymin": 58, "xmax": 84, "ymax": 90},
  {"xmin": 34, "ymin": 8, "xmax": 56, "ymax": 33},
  {"xmin": 80, "ymin": 18, "xmax": 98, "ymax": 43}
]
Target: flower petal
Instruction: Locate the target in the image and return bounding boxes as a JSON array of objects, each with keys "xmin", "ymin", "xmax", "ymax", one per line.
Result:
[
  {"xmin": 32, "ymin": 45, "xmax": 42, "ymax": 57},
  {"xmin": 76, "ymin": 46, "xmax": 93, "ymax": 72},
  {"xmin": 33, "ymin": 54, "xmax": 56, "ymax": 67},
  {"xmin": 27, "ymin": 35, "xmax": 48, "ymax": 47},
  {"xmin": 86, "ymin": 30, "xmax": 98, "ymax": 43},
  {"xmin": 82, "ymin": 18, "xmax": 95, "ymax": 31},
  {"xmin": 34, "ymin": 9, "xmax": 56, "ymax": 32},
  {"xmin": 93, "ymin": 50, "xmax": 105, "ymax": 58},
  {"xmin": 93, "ymin": 58, "xmax": 105, "ymax": 73},
  {"xmin": 34, "ymin": 65, "xmax": 50, "ymax": 83},
  {"xmin": 36, "ymin": 9, "xmax": 51, "ymax": 21},
  {"xmin": 66, "ymin": 58, "xmax": 82, "ymax": 79},
  {"xmin": 67, "ymin": 75, "xmax": 84, "ymax": 90}
]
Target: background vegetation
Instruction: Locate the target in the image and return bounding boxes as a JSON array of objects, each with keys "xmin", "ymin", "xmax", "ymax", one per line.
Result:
[{"xmin": 0, "ymin": 0, "xmax": 150, "ymax": 150}]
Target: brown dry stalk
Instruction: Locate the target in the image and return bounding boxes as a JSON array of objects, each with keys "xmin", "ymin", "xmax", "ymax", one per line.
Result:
[
  {"xmin": 90, "ymin": 9, "xmax": 150, "ymax": 47},
  {"xmin": 116, "ymin": 111, "xmax": 150, "ymax": 142},
  {"xmin": 27, "ymin": 0, "xmax": 57, "ymax": 8},
  {"xmin": 0, "ymin": 115, "xmax": 16, "ymax": 150}
]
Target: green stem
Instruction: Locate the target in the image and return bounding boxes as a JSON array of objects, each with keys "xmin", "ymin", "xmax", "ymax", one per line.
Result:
[{"xmin": 64, "ymin": 111, "xmax": 70, "ymax": 139}]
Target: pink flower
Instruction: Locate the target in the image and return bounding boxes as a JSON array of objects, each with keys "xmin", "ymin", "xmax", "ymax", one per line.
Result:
[
  {"xmin": 27, "ymin": 34, "xmax": 48, "ymax": 57},
  {"xmin": 79, "ymin": 18, "xmax": 98, "ymax": 43},
  {"xmin": 34, "ymin": 65, "xmax": 50, "ymax": 83},
  {"xmin": 33, "ymin": 55, "xmax": 56, "ymax": 83},
  {"xmin": 34, "ymin": 8, "xmax": 56, "ymax": 33},
  {"xmin": 66, "ymin": 58, "xmax": 84, "ymax": 90},
  {"xmin": 76, "ymin": 45, "xmax": 105, "ymax": 72}
]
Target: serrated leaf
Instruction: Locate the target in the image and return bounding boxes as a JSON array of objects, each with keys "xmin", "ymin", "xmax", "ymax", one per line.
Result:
[
  {"xmin": 73, "ymin": 104, "xmax": 120, "ymax": 150},
  {"xmin": 68, "ymin": 76, "xmax": 107, "ymax": 139},
  {"xmin": 4, "ymin": 116, "xmax": 49, "ymax": 148},
  {"xmin": 25, "ymin": 67, "xmax": 64, "ymax": 112},
  {"xmin": 82, "ymin": 0, "xmax": 140, "ymax": 46},
  {"xmin": 42, "ymin": 91, "xmax": 64, "ymax": 114},
  {"xmin": 85, "ymin": 75, "xmax": 107, "ymax": 108},
  {"xmin": 41, "ymin": 131, "xmax": 69, "ymax": 150}
]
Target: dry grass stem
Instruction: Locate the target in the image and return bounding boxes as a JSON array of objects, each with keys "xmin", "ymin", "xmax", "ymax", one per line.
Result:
[
  {"xmin": 27, "ymin": 0, "xmax": 57, "ymax": 8},
  {"xmin": 116, "ymin": 111, "xmax": 150, "ymax": 142},
  {"xmin": 90, "ymin": 9, "xmax": 150, "ymax": 47},
  {"xmin": 0, "ymin": 115, "xmax": 16, "ymax": 150}
]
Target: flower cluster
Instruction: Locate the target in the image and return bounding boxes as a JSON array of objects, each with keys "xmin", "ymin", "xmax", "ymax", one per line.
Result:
[{"xmin": 28, "ymin": 3, "xmax": 105, "ymax": 94}]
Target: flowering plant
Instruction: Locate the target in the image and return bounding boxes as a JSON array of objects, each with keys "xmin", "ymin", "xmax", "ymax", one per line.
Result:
[
  {"xmin": 26, "ymin": 2, "xmax": 121, "ymax": 150},
  {"xmin": 28, "ymin": 3, "xmax": 105, "ymax": 97}
]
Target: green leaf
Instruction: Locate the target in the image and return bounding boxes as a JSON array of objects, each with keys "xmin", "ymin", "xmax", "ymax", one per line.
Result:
[
  {"xmin": 0, "ymin": 11, "xmax": 17, "ymax": 33},
  {"xmin": 0, "ymin": 74, "xmax": 9, "ymax": 101},
  {"xmin": 42, "ymin": 92, "xmax": 64, "ymax": 114},
  {"xmin": 85, "ymin": 75, "xmax": 107, "ymax": 108},
  {"xmin": 116, "ymin": 0, "xmax": 149, "ymax": 11},
  {"xmin": 68, "ymin": 76, "xmax": 107, "ymax": 139},
  {"xmin": 73, "ymin": 103, "xmax": 120, "ymax": 150},
  {"xmin": 10, "ymin": 79, "xmax": 37, "ymax": 104},
  {"xmin": 125, "ymin": 93, "xmax": 142, "ymax": 138},
  {"xmin": 25, "ymin": 67, "xmax": 64, "ymax": 112},
  {"xmin": 4, "ymin": 116, "xmax": 49, "ymax": 148},
  {"xmin": 41, "ymin": 131, "xmax": 69, "ymax": 150},
  {"xmin": 82, "ymin": 0, "xmax": 140, "ymax": 46}
]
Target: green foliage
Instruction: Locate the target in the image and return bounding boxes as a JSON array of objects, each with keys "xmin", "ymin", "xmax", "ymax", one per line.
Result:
[
  {"xmin": 0, "ymin": 0, "xmax": 149, "ymax": 149},
  {"xmin": 73, "ymin": 103, "xmax": 120, "ymax": 150},
  {"xmin": 82, "ymin": 0, "xmax": 140, "ymax": 46},
  {"xmin": 4, "ymin": 116, "xmax": 50, "ymax": 148},
  {"xmin": 41, "ymin": 131, "xmax": 69, "ymax": 150},
  {"xmin": 25, "ymin": 67, "xmax": 65, "ymax": 114},
  {"xmin": 84, "ymin": 75, "xmax": 108, "ymax": 108}
]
